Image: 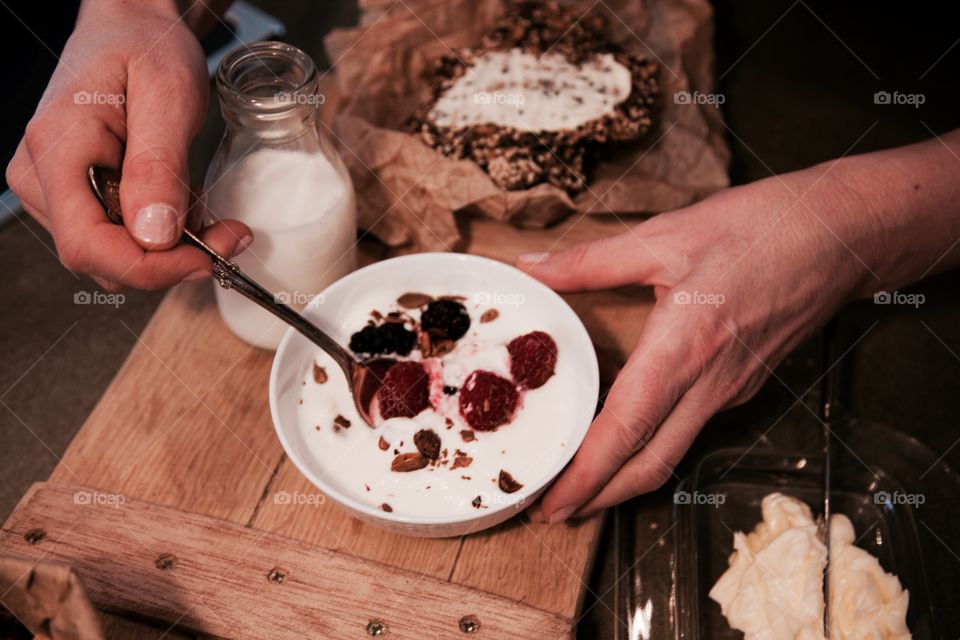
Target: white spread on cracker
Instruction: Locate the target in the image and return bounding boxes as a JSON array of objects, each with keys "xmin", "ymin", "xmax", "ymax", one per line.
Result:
[{"xmin": 429, "ymin": 48, "xmax": 631, "ymax": 131}]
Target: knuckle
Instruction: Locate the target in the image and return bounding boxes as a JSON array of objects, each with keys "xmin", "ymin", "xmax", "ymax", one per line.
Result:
[
  {"xmin": 725, "ymin": 368, "xmax": 767, "ymax": 407},
  {"xmin": 122, "ymin": 263, "xmax": 168, "ymax": 291},
  {"xmin": 715, "ymin": 380, "xmax": 744, "ymax": 409},
  {"xmin": 635, "ymin": 460, "xmax": 675, "ymax": 492},
  {"xmin": 131, "ymin": 277, "xmax": 167, "ymax": 292},
  {"xmin": 703, "ymin": 341, "xmax": 768, "ymax": 408},
  {"xmin": 23, "ymin": 117, "xmax": 54, "ymax": 158},
  {"xmin": 56, "ymin": 237, "xmax": 90, "ymax": 273},
  {"xmin": 151, "ymin": 64, "xmax": 201, "ymax": 104},
  {"xmin": 133, "ymin": 43, "xmax": 205, "ymax": 104},
  {"xmin": 566, "ymin": 240, "xmax": 600, "ymax": 273},
  {"xmin": 686, "ymin": 314, "xmax": 726, "ymax": 374},
  {"xmin": 616, "ymin": 414, "xmax": 658, "ymax": 453},
  {"xmin": 122, "ymin": 269, "xmax": 164, "ymax": 291},
  {"xmin": 5, "ymin": 154, "xmax": 30, "ymax": 195},
  {"xmin": 124, "ymin": 147, "xmax": 184, "ymax": 186}
]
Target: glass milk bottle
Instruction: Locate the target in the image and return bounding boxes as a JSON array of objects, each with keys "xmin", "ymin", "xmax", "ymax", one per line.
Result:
[{"xmin": 205, "ymin": 42, "xmax": 357, "ymax": 350}]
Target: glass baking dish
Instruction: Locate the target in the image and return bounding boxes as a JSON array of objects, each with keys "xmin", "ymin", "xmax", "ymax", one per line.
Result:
[{"xmin": 672, "ymin": 421, "xmax": 940, "ymax": 639}]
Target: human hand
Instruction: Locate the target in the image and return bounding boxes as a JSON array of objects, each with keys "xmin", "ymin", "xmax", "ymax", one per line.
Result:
[
  {"xmin": 518, "ymin": 167, "xmax": 875, "ymax": 523},
  {"xmin": 6, "ymin": 0, "xmax": 252, "ymax": 291}
]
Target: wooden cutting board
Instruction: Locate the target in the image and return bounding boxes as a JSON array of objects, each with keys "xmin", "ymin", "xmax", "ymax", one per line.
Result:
[{"xmin": 0, "ymin": 215, "xmax": 654, "ymax": 639}]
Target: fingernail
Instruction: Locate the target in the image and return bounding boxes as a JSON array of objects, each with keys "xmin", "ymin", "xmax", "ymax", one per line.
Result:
[
  {"xmin": 133, "ymin": 203, "xmax": 179, "ymax": 245},
  {"xmin": 519, "ymin": 252, "xmax": 551, "ymax": 264},
  {"xmin": 547, "ymin": 506, "xmax": 575, "ymax": 525},
  {"xmin": 232, "ymin": 234, "xmax": 254, "ymax": 257},
  {"xmin": 183, "ymin": 270, "xmax": 209, "ymax": 282}
]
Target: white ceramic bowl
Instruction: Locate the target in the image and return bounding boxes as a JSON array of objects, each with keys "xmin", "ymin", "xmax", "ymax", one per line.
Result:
[{"xmin": 269, "ymin": 253, "xmax": 599, "ymax": 537}]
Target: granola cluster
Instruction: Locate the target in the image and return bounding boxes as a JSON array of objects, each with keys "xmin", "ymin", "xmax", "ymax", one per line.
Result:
[{"xmin": 407, "ymin": 1, "xmax": 658, "ymax": 194}]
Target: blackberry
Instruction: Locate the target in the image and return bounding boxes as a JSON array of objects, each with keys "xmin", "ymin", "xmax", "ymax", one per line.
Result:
[
  {"xmin": 349, "ymin": 322, "xmax": 416, "ymax": 356},
  {"xmin": 420, "ymin": 300, "xmax": 471, "ymax": 341},
  {"xmin": 380, "ymin": 322, "xmax": 417, "ymax": 355},
  {"xmin": 349, "ymin": 325, "xmax": 381, "ymax": 354}
]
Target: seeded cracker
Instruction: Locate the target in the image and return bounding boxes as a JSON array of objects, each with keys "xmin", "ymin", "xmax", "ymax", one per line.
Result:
[{"xmin": 407, "ymin": 2, "xmax": 658, "ymax": 194}]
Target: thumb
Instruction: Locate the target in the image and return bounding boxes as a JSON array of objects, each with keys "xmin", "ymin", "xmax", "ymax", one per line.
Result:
[
  {"xmin": 120, "ymin": 142, "xmax": 190, "ymax": 251},
  {"xmin": 120, "ymin": 63, "xmax": 206, "ymax": 250},
  {"xmin": 536, "ymin": 309, "xmax": 697, "ymax": 521},
  {"xmin": 516, "ymin": 228, "xmax": 669, "ymax": 292}
]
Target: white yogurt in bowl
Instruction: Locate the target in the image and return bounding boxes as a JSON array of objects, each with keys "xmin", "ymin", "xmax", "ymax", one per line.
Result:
[{"xmin": 269, "ymin": 253, "xmax": 599, "ymax": 537}]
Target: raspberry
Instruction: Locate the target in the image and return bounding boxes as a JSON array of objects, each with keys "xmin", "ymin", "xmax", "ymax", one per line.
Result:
[
  {"xmin": 350, "ymin": 322, "xmax": 416, "ymax": 357},
  {"xmin": 377, "ymin": 361, "xmax": 430, "ymax": 419},
  {"xmin": 458, "ymin": 370, "xmax": 519, "ymax": 431},
  {"xmin": 420, "ymin": 300, "xmax": 471, "ymax": 341},
  {"xmin": 507, "ymin": 331, "xmax": 558, "ymax": 389}
]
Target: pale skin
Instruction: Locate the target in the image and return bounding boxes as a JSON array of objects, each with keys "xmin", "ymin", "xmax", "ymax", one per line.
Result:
[
  {"xmin": 8, "ymin": 3, "xmax": 960, "ymax": 523},
  {"xmin": 518, "ymin": 131, "xmax": 960, "ymax": 523},
  {"xmin": 5, "ymin": 0, "xmax": 245, "ymax": 292}
]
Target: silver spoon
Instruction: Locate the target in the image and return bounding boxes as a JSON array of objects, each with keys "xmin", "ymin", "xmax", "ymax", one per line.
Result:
[{"xmin": 88, "ymin": 165, "xmax": 392, "ymax": 427}]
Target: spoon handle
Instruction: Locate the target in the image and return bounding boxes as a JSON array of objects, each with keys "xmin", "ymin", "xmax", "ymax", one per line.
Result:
[
  {"xmin": 206, "ymin": 250, "xmax": 353, "ymax": 371},
  {"xmin": 87, "ymin": 165, "xmax": 357, "ymax": 376}
]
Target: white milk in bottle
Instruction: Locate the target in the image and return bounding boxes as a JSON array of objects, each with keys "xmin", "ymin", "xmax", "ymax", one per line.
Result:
[{"xmin": 204, "ymin": 42, "xmax": 356, "ymax": 349}]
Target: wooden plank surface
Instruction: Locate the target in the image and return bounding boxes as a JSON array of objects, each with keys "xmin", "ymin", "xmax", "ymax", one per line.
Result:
[
  {"xmin": 99, "ymin": 614, "xmax": 192, "ymax": 640},
  {"xmin": 2, "ymin": 484, "xmax": 571, "ymax": 639},
  {"xmin": 47, "ymin": 280, "xmax": 284, "ymax": 523},
  {"xmin": 247, "ymin": 456, "xmax": 459, "ymax": 579},
  {"xmin": 10, "ymin": 210, "xmax": 653, "ymax": 636}
]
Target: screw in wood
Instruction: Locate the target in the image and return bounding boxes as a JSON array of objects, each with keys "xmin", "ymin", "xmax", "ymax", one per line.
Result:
[
  {"xmin": 366, "ymin": 619, "xmax": 388, "ymax": 636},
  {"xmin": 267, "ymin": 567, "xmax": 287, "ymax": 584},
  {"xmin": 23, "ymin": 528, "xmax": 46, "ymax": 545},
  {"xmin": 154, "ymin": 553, "xmax": 177, "ymax": 570},
  {"xmin": 459, "ymin": 615, "xmax": 480, "ymax": 633}
]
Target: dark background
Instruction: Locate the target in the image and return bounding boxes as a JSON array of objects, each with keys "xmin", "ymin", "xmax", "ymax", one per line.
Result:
[{"xmin": 2, "ymin": 0, "xmax": 958, "ymax": 637}]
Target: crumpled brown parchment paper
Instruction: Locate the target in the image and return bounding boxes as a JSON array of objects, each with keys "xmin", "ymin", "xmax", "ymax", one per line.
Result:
[
  {"xmin": 325, "ymin": 0, "xmax": 730, "ymax": 250},
  {"xmin": 1, "ymin": 555, "xmax": 103, "ymax": 639}
]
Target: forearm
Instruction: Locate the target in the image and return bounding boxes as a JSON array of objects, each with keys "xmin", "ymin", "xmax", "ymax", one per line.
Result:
[{"xmin": 820, "ymin": 129, "xmax": 960, "ymax": 298}]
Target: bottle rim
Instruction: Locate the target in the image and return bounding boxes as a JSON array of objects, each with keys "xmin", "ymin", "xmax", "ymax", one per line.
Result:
[{"xmin": 216, "ymin": 41, "xmax": 319, "ymax": 121}]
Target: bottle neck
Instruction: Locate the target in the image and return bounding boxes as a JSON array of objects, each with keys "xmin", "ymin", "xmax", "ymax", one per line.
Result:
[{"xmin": 216, "ymin": 42, "xmax": 321, "ymax": 142}]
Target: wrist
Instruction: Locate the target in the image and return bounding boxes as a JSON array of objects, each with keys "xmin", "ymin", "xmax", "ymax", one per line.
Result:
[
  {"xmin": 812, "ymin": 135, "xmax": 960, "ymax": 299},
  {"xmin": 798, "ymin": 161, "xmax": 886, "ymax": 300},
  {"xmin": 78, "ymin": 0, "xmax": 213, "ymax": 32},
  {"xmin": 764, "ymin": 164, "xmax": 877, "ymax": 313}
]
